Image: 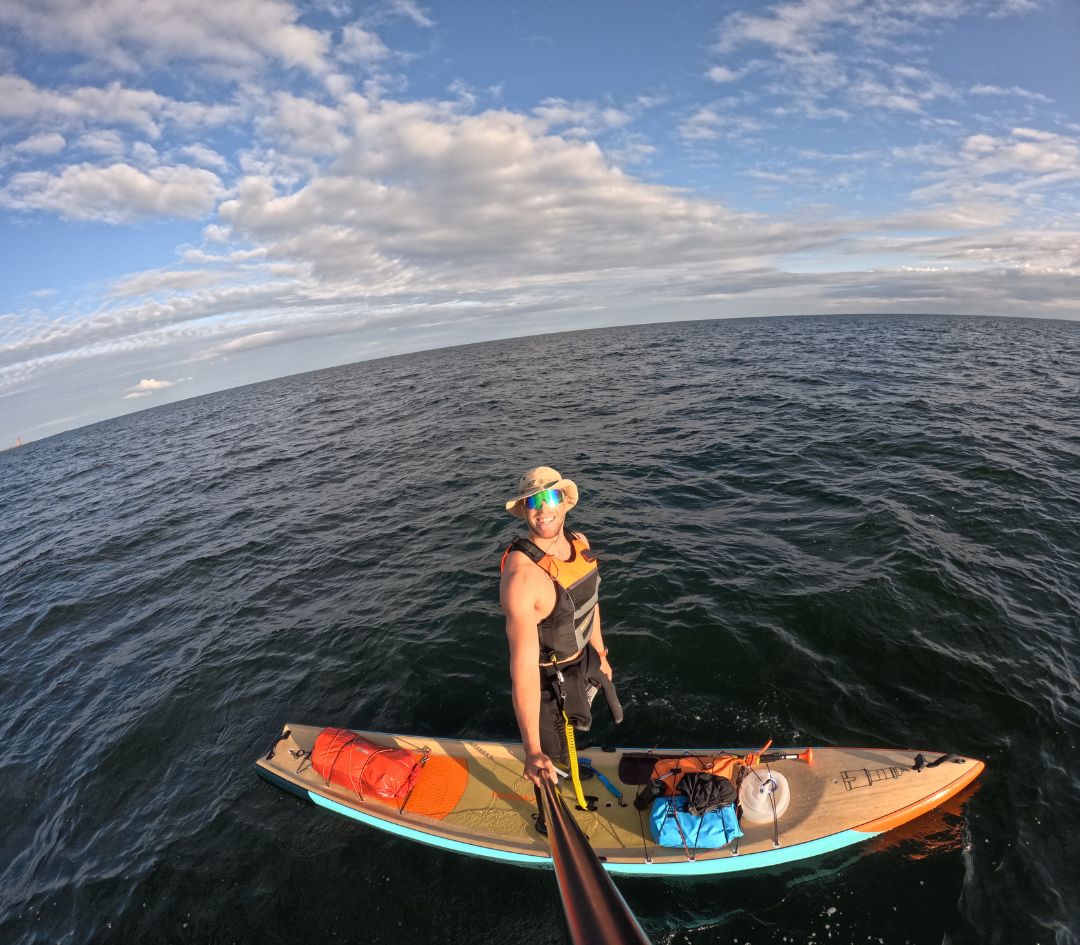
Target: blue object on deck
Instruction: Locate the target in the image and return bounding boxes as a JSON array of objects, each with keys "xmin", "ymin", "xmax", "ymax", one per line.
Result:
[
  {"xmin": 649, "ymin": 796, "xmax": 742, "ymax": 849},
  {"xmin": 579, "ymin": 757, "xmax": 625, "ymax": 803}
]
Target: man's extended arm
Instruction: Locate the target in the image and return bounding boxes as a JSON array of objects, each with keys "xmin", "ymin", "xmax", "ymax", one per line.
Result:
[{"xmin": 501, "ymin": 562, "xmax": 558, "ymax": 784}]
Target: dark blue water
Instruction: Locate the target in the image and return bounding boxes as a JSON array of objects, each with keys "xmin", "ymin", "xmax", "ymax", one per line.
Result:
[{"xmin": 2, "ymin": 314, "xmax": 1078, "ymax": 945}]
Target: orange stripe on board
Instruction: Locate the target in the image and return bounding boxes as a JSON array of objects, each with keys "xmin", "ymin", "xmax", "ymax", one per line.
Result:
[
  {"xmin": 403, "ymin": 755, "xmax": 470, "ymax": 820},
  {"xmin": 854, "ymin": 759, "xmax": 985, "ymax": 834}
]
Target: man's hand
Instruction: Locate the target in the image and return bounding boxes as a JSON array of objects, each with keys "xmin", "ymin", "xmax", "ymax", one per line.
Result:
[
  {"xmin": 524, "ymin": 750, "xmax": 559, "ymax": 786},
  {"xmin": 598, "ymin": 650, "xmax": 613, "ymax": 681}
]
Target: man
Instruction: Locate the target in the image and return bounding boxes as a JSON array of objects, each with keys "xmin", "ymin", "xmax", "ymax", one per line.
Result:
[{"xmin": 499, "ymin": 466, "xmax": 617, "ymax": 787}]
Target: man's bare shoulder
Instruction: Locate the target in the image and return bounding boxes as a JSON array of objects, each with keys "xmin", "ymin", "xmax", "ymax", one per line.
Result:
[
  {"xmin": 501, "ymin": 546, "xmax": 550, "ymax": 605},
  {"xmin": 501, "ymin": 546, "xmax": 543, "ymax": 584}
]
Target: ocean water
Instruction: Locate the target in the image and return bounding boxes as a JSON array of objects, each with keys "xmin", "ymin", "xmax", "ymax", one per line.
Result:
[{"xmin": 1, "ymin": 313, "xmax": 1078, "ymax": 945}]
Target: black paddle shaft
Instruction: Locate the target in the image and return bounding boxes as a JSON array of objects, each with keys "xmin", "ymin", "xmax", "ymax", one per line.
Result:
[{"xmin": 538, "ymin": 778, "xmax": 651, "ymax": 945}]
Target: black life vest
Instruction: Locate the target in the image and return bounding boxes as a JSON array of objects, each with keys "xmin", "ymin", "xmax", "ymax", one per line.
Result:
[{"xmin": 500, "ymin": 528, "xmax": 600, "ymax": 660}]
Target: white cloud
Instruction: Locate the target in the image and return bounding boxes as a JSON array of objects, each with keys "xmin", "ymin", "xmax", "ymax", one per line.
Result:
[
  {"xmin": 706, "ymin": 66, "xmax": 743, "ymax": 83},
  {"xmin": 848, "ymin": 77, "xmax": 924, "ymax": 114},
  {"xmin": 9, "ymin": 78, "xmax": 1075, "ymax": 400},
  {"xmin": 893, "ymin": 202, "xmax": 1017, "ymax": 229},
  {"xmin": 679, "ymin": 105, "xmax": 766, "ymax": 141},
  {"xmin": 913, "ymin": 128, "xmax": 1080, "ymax": 205},
  {"xmin": 970, "ymin": 84, "xmax": 1052, "ymax": 103},
  {"xmin": 180, "ymin": 144, "xmax": 230, "ymax": 171},
  {"xmin": 0, "ymin": 75, "xmax": 155, "ymax": 138},
  {"xmin": 0, "ymin": 0, "xmax": 330, "ymax": 76},
  {"xmin": 384, "ymin": 0, "xmax": 434, "ymax": 28},
  {"xmin": 202, "ymin": 224, "xmax": 233, "ymax": 244},
  {"xmin": 0, "ymin": 281, "xmax": 300, "ymax": 383},
  {"xmin": 131, "ymin": 377, "xmax": 172, "ymax": 390},
  {"xmin": 124, "ymin": 377, "xmax": 174, "ymax": 399},
  {"xmin": 532, "ymin": 99, "xmax": 633, "ymax": 138},
  {"xmin": 708, "ymin": 0, "xmax": 1037, "ymax": 121},
  {"xmin": 759, "ymin": 49, "xmax": 849, "ymax": 117},
  {"xmin": 2, "ymin": 162, "xmax": 225, "ymax": 223},
  {"xmin": 110, "ymin": 268, "xmax": 234, "ymax": 298},
  {"xmin": 257, "ymin": 92, "xmax": 349, "ymax": 157},
  {"xmin": 606, "ymin": 133, "xmax": 656, "ymax": 168},
  {"xmin": 78, "ymin": 130, "xmax": 127, "ymax": 157},
  {"xmin": 219, "ymin": 99, "xmax": 778, "ymax": 288},
  {"xmin": 201, "ymin": 329, "xmax": 286, "ymax": 358},
  {"xmin": 0, "ymin": 74, "xmax": 239, "ymax": 139},
  {"xmin": 916, "ymin": 229, "xmax": 1080, "ymax": 273},
  {"xmin": 714, "ymin": 0, "xmax": 1035, "ymax": 56},
  {"xmin": 715, "ymin": 5, "xmax": 813, "ymax": 55},
  {"xmin": 14, "ymin": 132, "xmax": 66, "ymax": 155},
  {"xmin": 0, "ymin": 95, "xmax": 830, "ymax": 385},
  {"xmin": 746, "ymin": 167, "xmax": 819, "ymax": 184},
  {"xmin": 337, "ymin": 23, "xmax": 391, "ymax": 64},
  {"xmin": 131, "ymin": 141, "xmax": 159, "ymax": 165},
  {"xmin": 986, "ymin": 0, "xmax": 1041, "ymax": 16}
]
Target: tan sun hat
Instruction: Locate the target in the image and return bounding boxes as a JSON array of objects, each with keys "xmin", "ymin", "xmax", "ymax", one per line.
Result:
[{"xmin": 504, "ymin": 466, "xmax": 579, "ymax": 518}]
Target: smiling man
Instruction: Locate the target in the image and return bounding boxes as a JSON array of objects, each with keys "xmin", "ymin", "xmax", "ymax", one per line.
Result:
[{"xmin": 499, "ymin": 466, "xmax": 617, "ymax": 786}]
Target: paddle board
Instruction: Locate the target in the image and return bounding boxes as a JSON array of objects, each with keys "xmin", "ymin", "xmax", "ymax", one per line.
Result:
[{"xmin": 255, "ymin": 723, "xmax": 983, "ymax": 877}]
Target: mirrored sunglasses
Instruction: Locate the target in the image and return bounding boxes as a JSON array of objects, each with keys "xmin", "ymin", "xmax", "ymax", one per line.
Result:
[{"xmin": 523, "ymin": 488, "xmax": 563, "ymax": 511}]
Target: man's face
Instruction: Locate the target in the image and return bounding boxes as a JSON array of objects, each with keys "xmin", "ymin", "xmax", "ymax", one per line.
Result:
[{"xmin": 524, "ymin": 489, "xmax": 566, "ymax": 541}]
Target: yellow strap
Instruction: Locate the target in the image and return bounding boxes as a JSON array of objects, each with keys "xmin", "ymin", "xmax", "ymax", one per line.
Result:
[{"xmin": 562, "ymin": 711, "xmax": 590, "ymax": 811}]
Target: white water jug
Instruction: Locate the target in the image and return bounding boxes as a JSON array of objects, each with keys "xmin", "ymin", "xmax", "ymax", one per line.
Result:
[{"xmin": 739, "ymin": 769, "xmax": 791, "ymax": 822}]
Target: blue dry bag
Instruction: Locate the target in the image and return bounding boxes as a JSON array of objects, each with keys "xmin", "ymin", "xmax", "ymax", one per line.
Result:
[{"xmin": 649, "ymin": 796, "xmax": 743, "ymax": 849}]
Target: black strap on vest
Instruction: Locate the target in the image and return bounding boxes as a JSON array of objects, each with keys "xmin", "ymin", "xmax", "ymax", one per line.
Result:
[
  {"xmin": 507, "ymin": 527, "xmax": 577, "ymax": 566},
  {"xmin": 507, "ymin": 535, "xmax": 547, "ymax": 565}
]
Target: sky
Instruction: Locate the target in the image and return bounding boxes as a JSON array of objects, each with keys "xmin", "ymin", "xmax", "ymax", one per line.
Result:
[{"xmin": 1, "ymin": 0, "xmax": 1078, "ymax": 445}]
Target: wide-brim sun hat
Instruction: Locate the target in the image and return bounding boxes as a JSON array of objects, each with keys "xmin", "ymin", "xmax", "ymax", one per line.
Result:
[{"xmin": 504, "ymin": 466, "xmax": 579, "ymax": 519}]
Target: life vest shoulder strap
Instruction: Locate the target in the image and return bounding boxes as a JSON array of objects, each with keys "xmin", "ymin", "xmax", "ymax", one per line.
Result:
[
  {"xmin": 499, "ymin": 536, "xmax": 546, "ymax": 573},
  {"xmin": 570, "ymin": 531, "xmax": 597, "ymax": 563}
]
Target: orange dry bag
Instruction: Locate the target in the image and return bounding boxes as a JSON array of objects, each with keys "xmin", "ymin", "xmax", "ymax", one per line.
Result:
[
  {"xmin": 651, "ymin": 755, "xmax": 741, "ymax": 795},
  {"xmin": 311, "ymin": 728, "xmax": 421, "ymax": 803}
]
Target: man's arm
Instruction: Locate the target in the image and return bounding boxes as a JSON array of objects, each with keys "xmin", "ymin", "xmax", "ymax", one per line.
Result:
[
  {"xmin": 588, "ymin": 604, "xmax": 612, "ymax": 681},
  {"xmin": 500, "ymin": 559, "xmax": 558, "ymax": 784}
]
